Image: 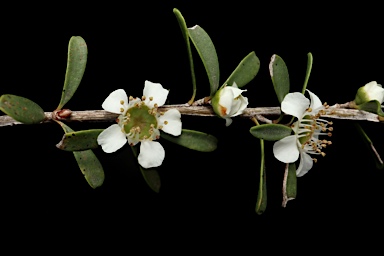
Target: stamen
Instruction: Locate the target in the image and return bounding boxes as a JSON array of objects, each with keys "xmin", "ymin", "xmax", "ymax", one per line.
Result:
[
  {"xmin": 164, "ymin": 121, "xmax": 168, "ymax": 125},
  {"xmin": 129, "ymin": 96, "xmax": 134, "ymax": 101},
  {"xmin": 142, "ymin": 96, "xmax": 146, "ymax": 101},
  {"xmin": 120, "ymin": 108, "xmax": 124, "ymax": 113},
  {"xmin": 120, "ymin": 100, "xmax": 124, "ymax": 105},
  {"xmin": 149, "ymin": 97, "xmax": 153, "ymax": 101}
]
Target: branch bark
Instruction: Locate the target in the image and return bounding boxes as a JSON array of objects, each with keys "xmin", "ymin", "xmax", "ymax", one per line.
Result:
[{"xmin": 0, "ymin": 104, "xmax": 382, "ymax": 127}]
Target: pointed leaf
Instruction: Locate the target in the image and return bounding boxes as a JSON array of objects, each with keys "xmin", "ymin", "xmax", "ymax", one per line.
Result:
[
  {"xmin": 131, "ymin": 145, "xmax": 161, "ymax": 193},
  {"xmin": 256, "ymin": 139, "xmax": 267, "ymax": 215},
  {"xmin": 57, "ymin": 36, "xmax": 87, "ymax": 110},
  {"xmin": 250, "ymin": 124, "xmax": 292, "ymax": 141},
  {"xmin": 160, "ymin": 129, "xmax": 217, "ymax": 152},
  {"xmin": 269, "ymin": 54, "xmax": 290, "ymax": 103},
  {"xmin": 55, "ymin": 121, "xmax": 105, "ymax": 188},
  {"xmin": 73, "ymin": 150, "xmax": 105, "ymax": 188},
  {"xmin": 301, "ymin": 52, "xmax": 313, "ymax": 94},
  {"xmin": 354, "ymin": 100, "xmax": 384, "ymax": 117},
  {"xmin": 0, "ymin": 94, "xmax": 45, "ymax": 124},
  {"xmin": 188, "ymin": 25, "xmax": 220, "ymax": 96},
  {"xmin": 173, "ymin": 8, "xmax": 197, "ymax": 105},
  {"xmin": 223, "ymin": 51, "xmax": 260, "ymax": 88},
  {"xmin": 56, "ymin": 129, "xmax": 103, "ymax": 151}
]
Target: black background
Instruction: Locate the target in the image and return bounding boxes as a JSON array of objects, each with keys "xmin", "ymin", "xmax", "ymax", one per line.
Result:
[{"xmin": 1, "ymin": 1, "xmax": 383, "ymax": 247}]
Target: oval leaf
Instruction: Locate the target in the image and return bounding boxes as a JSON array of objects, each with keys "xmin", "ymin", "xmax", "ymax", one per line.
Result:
[
  {"xmin": 269, "ymin": 54, "xmax": 290, "ymax": 103},
  {"xmin": 256, "ymin": 139, "xmax": 267, "ymax": 215},
  {"xmin": 73, "ymin": 150, "xmax": 105, "ymax": 188},
  {"xmin": 131, "ymin": 146, "xmax": 161, "ymax": 193},
  {"xmin": 161, "ymin": 129, "xmax": 217, "ymax": 152},
  {"xmin": 250, "ymin": 124, "xmax": 292, "ymax": 141},
  {"xmin": 57, "ymin": 36, "xmax": 88, "ymax": 110},
  {"xmin": 0, "ymin": 94, "xmax": 45, "ymax": 124},
  {"xmin": 56, "ymin": 121, "xmax": 105, "ymax": 188},
  {"xmin": 56, "ymin": 129, "xmax": 103, "ymax": 151},
  {"xmin": 282, "ymin": 163, "xmax": 297, "ymax": 207},
  {"xmin": 223, "ymin": 51, "xmax": 260, "ymax": 88},
  {"xmin": 173, "ymin": 8, "xmax": 197, "ymax": 104},
  {"xmin": 355, "ymin": 100, "xmax": 384, "ymax": 117},
  {"xmin": 188, "ymin": 25, "xmax": 220, "ymax": 96},
  {"xmin": 301, "ymin": 52, "xmax": 313, "ymax": 94}
]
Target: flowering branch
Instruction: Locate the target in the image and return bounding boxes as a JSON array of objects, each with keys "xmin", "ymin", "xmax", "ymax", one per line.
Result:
[{"xmin": 0, "ymin": 102, "xmax": 382, "ymax": 127}]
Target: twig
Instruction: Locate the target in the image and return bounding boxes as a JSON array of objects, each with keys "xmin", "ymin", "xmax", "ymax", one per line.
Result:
[{"xmin": 0, "ymin": 104, "xmax": 382, "ymax": 127}]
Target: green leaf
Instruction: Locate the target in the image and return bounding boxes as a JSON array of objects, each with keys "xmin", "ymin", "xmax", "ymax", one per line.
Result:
[
  {"xmin": 269, "ymin": 54, "xmax": 290, "ymax": 103},
  {"xmin": 223, "ymin": 51, "xmax": 260, "ymax": 88},
  {"xmin": 160, "ymin": 129, "xmax": 217, "ymax": 152},
  {"xmin": 354, "ymin": 100, "xmax": 384, "ymax": 116},
  {"xmin": 250, "ymin": 124, "xmax": 292, "ymax": 141},
  {"xmin": 173, "ymin": 8, "xmax": 196, "ymax": 105},
  {"xmin": 354, "ymin": 123, "xmax": 383, "ymax": 169},
  {"xmin": 56, "ymin": 129, "xmax": 103, "ymax": 151},
  {"xmin": 0, "ymin": 94, "xmax": 45, "ymax": 124},
  {"xmin": 256, "ymin": 139, "xmax": 267, "ymax": 215},
  {"xmin": 57, "ymin": 36, "xmax": 88, "ymax": 110},
  {"xmin": 131, "ymin": 146, "xmax": 161, "ymax": 193},
  {"xmin": 282, "ymin": 163, "xmax": 297, "ymax": 207},
  {"xmin": 301, "ymin": 52, "xmax": 313, "ymax": 94},
  {"xmin": 188, "ymin": 25, "xmax": 220, "ymax": 97},
  {"xmin": 56, "ymin": 121, "xmax": 105, "ymax": 188},
  {"xmin": 73, "ymin": 150, "xmax": 105, "ymax": 188}
]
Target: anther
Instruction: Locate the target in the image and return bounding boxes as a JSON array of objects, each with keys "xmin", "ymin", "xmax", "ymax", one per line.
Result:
[
  {"xmin": 129, "ymin": 96, "xmax": 134, "ymax": 101},
  {"xmin": 120, "ymin": 108, "xmax": 124, "ymax": 113},
  {"xmin": 321, "ymin": 152, "xmax": 326, "ymax": 157},
  {"xmin": 164, "ymin": 121, "xmax": 168, "ymax": 125},
  {"xmin": 142, "ymin": 96, "xmax": 146, "ymax": 101},
  {"xmin": 313, "ymin": 158, "xmax": 318, "ymax": 163},
  {"xmin": 149, "ymin": 97, "xmax": 153, "ymax": 101}
]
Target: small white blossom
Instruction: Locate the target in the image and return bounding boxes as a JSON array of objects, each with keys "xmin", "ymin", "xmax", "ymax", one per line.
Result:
[
  {"xmin": 97, "ymin": 80, "xmax": 182, "ymax": 169},
  {"xmin": 211, "ymin": 82, "xmax": 248, "ymax": 126},
  {"xmin": 354, "ymin": 81, "xmax": 384, "ymax": 105},
  {"xmin": 273, "ymin": 90, "xmax": 332, "ymax": 177}
]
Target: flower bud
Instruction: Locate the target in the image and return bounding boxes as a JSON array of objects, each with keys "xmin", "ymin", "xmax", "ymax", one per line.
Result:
[
  {"xmin": 354, "ymin": 81, "xmax": 384, "ymax": 105},
  {"xmin": 211, "ymin": 82, "xmax": 248, "ymax": 126}
]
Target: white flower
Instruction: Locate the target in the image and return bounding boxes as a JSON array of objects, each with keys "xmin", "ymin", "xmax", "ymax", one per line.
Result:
[
  {"xmin": 354, "ymin": 81, "xmax": 384, "ymax": 105},
  {"xmin": 97, "ymin": 80, "xmax": 182, "ymax": 169},
  {"xmin": 273, "ymin": 90, "xmax": 333, "ymax": 177},
  {"xmin": 211, "ymin": 82, "xmax": 248, "ymax": 126}
]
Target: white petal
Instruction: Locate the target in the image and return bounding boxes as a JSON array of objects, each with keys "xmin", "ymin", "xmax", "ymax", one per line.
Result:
[
  {"xmin": 159, "ymin": 109, "xmax": 182, "ymax": 136},
  {"xmin": 296, "ymin": 151, "xmax": 314, "ymax": 177},
  {"xmin": 225, "ymin": 86, "xmax": 247, "ymax": 98},
  {"xmin": 230, "ymin": 96, "xmax": 248, "ymax": 117},
  {"xmin": 281, "ymin": 92, "xmax": 309, "ymax": 118},
  {"xmin": 225, "ymin": 117, "xmax": 233, "ymax": 126},
  {"xmin": 307, "ymin": 90, "xmax": 323, "ymax": 111},
  {"xmin": 97, "ymin": 124, "xmax": 127, "ymax": 153},
  {"xmin": 273, "ymin": 135, "xmax": 299, "ymax": 163},
  {"xmin": 143, "ymin": 80, "xmax": 169, "ymax": 108},
  {"xmin": 102, "ymin": 89, "xmax": 128, "ymax": 114},
  {"xmin": 218, "ymin": 87, "xmax": 235, "ymax": 116},
  {"xmin": 138, "ymin": 140, "xmax": 165, "ymax": 168}
]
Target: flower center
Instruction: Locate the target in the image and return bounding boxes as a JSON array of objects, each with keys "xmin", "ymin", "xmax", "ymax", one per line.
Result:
[
  {"xmin": 123, "ymin": 102, "xmax": 158, "ymax": 140},
  {"xmin": 295, "ymin": 106, "xmax": 333, "ymax": 162}
]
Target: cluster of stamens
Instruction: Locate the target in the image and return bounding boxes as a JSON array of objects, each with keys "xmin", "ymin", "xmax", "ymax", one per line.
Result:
[
  {"xmin": 296, "ymin": 102, "xmax": 333, "ymax": 163},
  {"xmin": 115, "ymin": 95, "xmax": 169, "ymax": 145}
]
